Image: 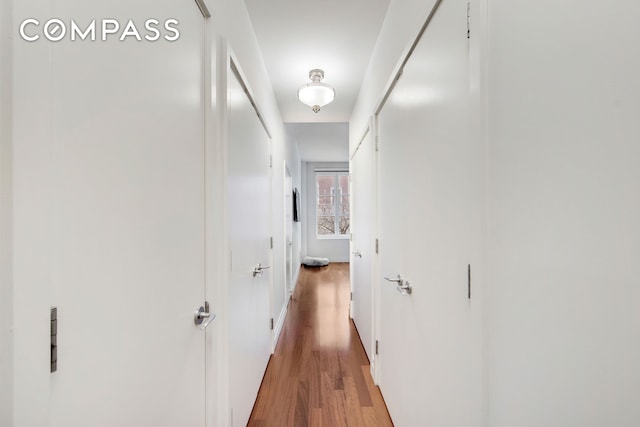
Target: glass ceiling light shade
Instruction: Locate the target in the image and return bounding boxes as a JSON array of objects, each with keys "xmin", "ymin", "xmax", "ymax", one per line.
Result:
[{"xmin": 297, "ymin": 69, "xmax": 335, "ymax": 113}]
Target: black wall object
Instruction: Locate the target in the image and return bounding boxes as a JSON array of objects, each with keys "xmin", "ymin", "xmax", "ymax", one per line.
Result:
[{"xmin": 293, "ymin": 188, "xmax": 301, "ymax": 222}]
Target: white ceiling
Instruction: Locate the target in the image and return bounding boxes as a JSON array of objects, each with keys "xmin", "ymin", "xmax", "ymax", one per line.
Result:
[
  {"xmin": 244, "ymin": 0, "xmax": 390, "ymax": 123},
  {"xmin": 286, "ymin": 123, "xmax": 349, "ymax": 162}
]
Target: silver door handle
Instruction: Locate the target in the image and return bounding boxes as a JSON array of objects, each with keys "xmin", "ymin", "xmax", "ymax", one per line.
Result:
[
  {"xmin": 194, "ymin": 304, "xmax": 216, "ymax": 330},
  {"xmin": 253, "ymin": 263, "xmax": 271, "ymax": 277},
  {"xmin": 352, "ymin": 250, "xmax": 362, "ymax": 258},
  {"xmin": 384, "ymin": 274, "xmax": 412, "ymax": 295}
]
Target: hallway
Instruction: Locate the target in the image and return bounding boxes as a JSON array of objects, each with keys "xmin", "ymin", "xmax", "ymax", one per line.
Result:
[
  {"xmin": 4, "ymin": 1, "xmax": 640, "ymax": 426},
  {"xmin": 248, "ymin": 263, "xmax": 393, "ymax": 426}
]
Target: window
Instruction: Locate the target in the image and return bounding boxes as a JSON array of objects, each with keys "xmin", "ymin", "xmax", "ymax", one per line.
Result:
[{"xmin": 316, "ymin": 171, "xmax": 350, "ymax": 238}]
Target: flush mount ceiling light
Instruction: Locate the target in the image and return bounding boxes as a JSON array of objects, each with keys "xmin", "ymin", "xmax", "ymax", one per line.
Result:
[{"xmin": 297, "ymin": 69, "xmax": 335, "ymax": 113}]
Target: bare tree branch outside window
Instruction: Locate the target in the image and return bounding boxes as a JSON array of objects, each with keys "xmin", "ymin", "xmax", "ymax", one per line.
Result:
[{"xmin": 316, "ymin": 172, "xmax": 350, "ymax": 237}]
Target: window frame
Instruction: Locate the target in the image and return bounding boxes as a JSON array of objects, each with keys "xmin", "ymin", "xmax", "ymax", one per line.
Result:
[{"xmin": 315, "ymin": 170, "xmax": 350, "ymax": 240}]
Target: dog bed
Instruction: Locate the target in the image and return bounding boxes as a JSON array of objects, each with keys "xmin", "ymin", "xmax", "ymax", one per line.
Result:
[{"xmin": 302, "ymin": 256, "xmax": 330, "ymax": 267}]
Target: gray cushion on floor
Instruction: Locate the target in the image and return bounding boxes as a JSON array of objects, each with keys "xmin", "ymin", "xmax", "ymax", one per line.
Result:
[{"xmin": 302, "ymin": 256, "xmax": 330, "ymax": 267}]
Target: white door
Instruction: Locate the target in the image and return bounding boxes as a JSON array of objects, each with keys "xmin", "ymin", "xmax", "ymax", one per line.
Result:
[
  {"xmin": 350, "ymin": 127, "xmax": 376, "ymax": 363},
  {"xmin": 43, "ymin": 3, "xmax": 210, "ymax": 427},
  {"xmin": 285, "ymin": 167, "xmax": 294, "ymax": 296},
  {"xmin": 376, "ymin": 0, "xmax": 482, "ymax": 425},
  {"xmin": 227, "ymin": 62, "xmax": 273, "ymax": 427}
]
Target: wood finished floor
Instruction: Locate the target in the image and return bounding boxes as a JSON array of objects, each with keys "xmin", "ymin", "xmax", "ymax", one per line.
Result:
[{"xmin": 248, "ymin": 263, "xmax": 393, "ymax": 427}]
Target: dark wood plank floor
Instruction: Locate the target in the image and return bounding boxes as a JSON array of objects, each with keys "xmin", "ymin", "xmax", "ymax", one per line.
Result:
[{"xmin": 248, "ymin": 263, "xmax": 393, "ymax": 427}]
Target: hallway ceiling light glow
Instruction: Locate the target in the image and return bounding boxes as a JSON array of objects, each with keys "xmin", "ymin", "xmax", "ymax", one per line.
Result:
[{"xmin": 297, "ymin": 69, "xmax": 335, "ymax": 113}]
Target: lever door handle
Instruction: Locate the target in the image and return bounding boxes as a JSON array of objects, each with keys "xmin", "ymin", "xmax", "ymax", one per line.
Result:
[
  {"xmin": 194, "ymin": 304, "xmax": 216, "ymax": 330},
  {"xmin": 352, "ymin": 250, "xmax": 362, "ymax": 258},
  {"xmin": 253, "ymin": 263, "xmax": 271, "ymax": 277},
  {"xmin": 384, "ymin": 274, "xmax": 412, "ymax": 295}
]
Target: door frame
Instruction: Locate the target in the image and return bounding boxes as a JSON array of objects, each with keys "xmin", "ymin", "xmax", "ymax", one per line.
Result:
[
  {"xmin": 351, "ymin": 118, "xmax": 381, "ymax": 383},
  {"xmin": 284, "ymin": 164, "xmax": 294, "ymax": 300},
  {"xmin": 368, "ymin": 0, "xmax": 445, "ymax": 388},
  {"xmin": 202, "ymin": 9, "xmax": 219, "ymax": 427},
  {"xmin": 371, "ymin": 116, "xmax": 381, "ymax": 384},
  {"xmin": 220, "ymin": 46, "xmax": 274, "ymax": 426}
]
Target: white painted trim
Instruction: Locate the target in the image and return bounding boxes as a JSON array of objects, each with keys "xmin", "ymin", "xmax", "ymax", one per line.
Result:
[
  {"xmin": 351, "ymin": 0, "xmax": 443, "ymax": 145},
  {"xmin": 283, "ymin": 162, "xmax": 293, "ymax": 310},
  {"xmin": 267, "ymin": 138, "xmax": 275, "ymax": 355},
  {"xmin": 291, "ymin": 263, "xmax": 301, "ymax": 295},
  {"xmin": 272, "ymin": 300, "xmax": 288, "ymax": 353},
  {"xmin": 373, "ymin": 0, "xmax": 444, "ymax": 117},
  {"xmin": 203, "ymin": 16, "xmax": 218, "ymax": 427},
  {"xmin": 371, "ymin": 114, "xmax": 381, "ymax": 386},
  {"xmin": 193, "ymin": 0, "xmax": 211, "ymax": 18},
  {"xmin": 349, "ymin": 157, "xmax": 354, "ymax": 320},
  {"xmin": 215, "ymin": 35, "xmax": 233, "ymax": 427},
  {"xmin": 317, "ymin": 234, "xmax": 350, "ymax": 240},
  {"xmin": 350, "ymin": 126, "xmax": 370, "ymax": 161},
  {"xmin": 300, "ymin": 161, "xmax": 308, "ymax": 259},
  {"xmin": 228, "ymin": 54, "xmax": 272, "ymax": 139}
]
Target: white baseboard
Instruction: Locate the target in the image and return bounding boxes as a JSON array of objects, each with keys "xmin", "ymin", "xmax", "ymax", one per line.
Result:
[
  {"xmin": 273, "ymin": 301, "xmax": 288, "ymax": 351},
  {"xmin": 291, "ymin": 263, "xmax": 301, "ymax": 293},
  {"xmin": 273, "ymin": 264, "xmax": 303, "ymax": 351},
  {"xmin": 370, "ymin": 361, "xmax": 378, "ymax": 385}
]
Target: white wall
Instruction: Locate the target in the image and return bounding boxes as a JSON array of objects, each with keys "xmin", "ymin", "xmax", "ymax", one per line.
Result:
[
  {"xmin": 273, "ymin": 127, "xmax": 302, "ymax": 331},
  {"xmin": 357, "ymin": 2, "xmax": 485, "ymax": 425},
  {"xmin": 303, "ymin": 162, "xmax": 350, "ymax": 262},
  {"xmin": 352, "ymin": 0, "xmax": 640, "ymax": 426},
  {"xmin": 350, "ymin": 0, "xmax": 438, "ymax": 146},
  {"xmin": 485, "ymin": 1, "xmax": 640, "ymax": 426},
  {"xmin": 208, "ymin": 1, "xmax": 297, "ymax": 425},
  {"xmin": 212, "ymin": 0, "xmax": 294, "ymax": 336},
  {"xmin": 287, "ymin": 122, "xmax": 350, "ymax": 163},
  {"xmin": 285, "ymin": 140, "xmax": 302, "ymax": 287},
  {"xmin": 0, "ymin": 0, "xmax": 13, "ymax": 424},
  {"xmin": 8, "ymin": 1, "xmax": 290, "ymax": 426}
]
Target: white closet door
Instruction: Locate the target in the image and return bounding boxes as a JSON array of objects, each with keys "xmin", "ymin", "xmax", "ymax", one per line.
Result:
[
  {"xmin": 376, "ymin": 0, "xmax": 482, "ymax": 425},
  {"xmin": 351, "ymin": 128, "xmax": 376, "ymax": 362},
  {"xmin": 227, "ymin": 63, "xmax": 273, "ymax": 427},
  {"xmin": 38, "ymin": 3, "xmax": 210, "ymax": 426}
]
